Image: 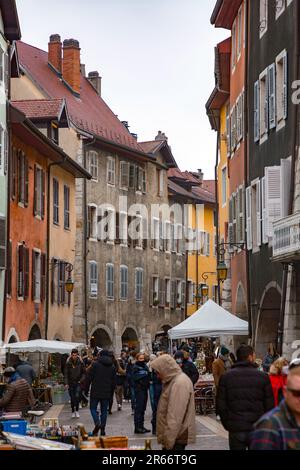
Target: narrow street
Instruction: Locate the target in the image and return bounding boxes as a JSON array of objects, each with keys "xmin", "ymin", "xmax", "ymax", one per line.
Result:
[{"xmin": 54, "ymin": 401, "xmax": 229, "ymax": 451}]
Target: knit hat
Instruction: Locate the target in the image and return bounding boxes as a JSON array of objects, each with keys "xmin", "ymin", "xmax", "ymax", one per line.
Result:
[{"xmin": 220, "ymin": 346, "xmax": 229, "ymax": 356}]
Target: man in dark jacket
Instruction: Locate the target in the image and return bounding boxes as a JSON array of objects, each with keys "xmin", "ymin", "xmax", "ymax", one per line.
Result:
[
  {"xmin": 132, "ymin": 352, "xmax": 150, "ymax": 434},
  {"xmin": 217, "ymin": 345, "xmax": 274, "ymax": 450},
  {"xmin": 15, "ymin": 359, "xmax": 36, "ymax": 386},
  {"xmin": 86, "ymin": 350, "xmax": 116, "ymax": 436},
  {"xmin": 64, "ymin": 349, "xmax": 85, "ymax": 419},
  {"xmin": 174, "ymin": 351, "xmax": 199, "ymax": 386}
]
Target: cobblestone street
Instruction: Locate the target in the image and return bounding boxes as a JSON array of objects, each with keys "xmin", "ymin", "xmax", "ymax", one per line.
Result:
[{"xmin": 56, "ymin": 400, "xmax": 229, "ymax": 451}]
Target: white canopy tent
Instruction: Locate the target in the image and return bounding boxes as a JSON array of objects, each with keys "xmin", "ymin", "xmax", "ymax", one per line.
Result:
[
  {"xmin": 3, "ymin": 339, "xmax": 86, "ymax": 354},
  {"xmin": 168, "ymin": 300, "xmax": 249, "ymax": 340}
]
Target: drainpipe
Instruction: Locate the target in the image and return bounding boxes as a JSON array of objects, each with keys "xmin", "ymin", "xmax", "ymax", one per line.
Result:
[
  {"xmin": 45, "ymin": 159, "xmax": 67, "ymax": 340},
  {"xmin": 278, "ymin": 0, "xmax": 300, "ymax": 355},
  {"xmin": 215, "ymin": 131, "xmax": 221, "ymax": 305}
]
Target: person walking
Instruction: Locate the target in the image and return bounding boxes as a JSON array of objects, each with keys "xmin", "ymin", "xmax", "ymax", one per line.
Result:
[
  {"xmin": 15, "ymin": 357, "xmax": 36, "ymax": 386},
  {"xmin": 64, "ymin": 349, "xmax": 85, "ymax": 419},
  {"xmin": 212, "ymin": 346, "xmax": 231, "ymax": 389},
  {"xmin": 115, "ymin": 355, "xmax": 126, "ymax": 411},
  {"xmin": 250, "ymin": 362, "xmax": 300, "ymax": 450},
  {"xmin": 126, "ymin": 350, "xmax": 137, "ymax": 414},
  {"xmin": 149, "ymin": 354, "xmax": 162, "ymax": 435},
  {"xmin": 174, "ymin": 350, "xmax": 199, "ymax": 386},
  {"xmin": 86, "ymin": 350, "xmax": 116, "ymax": 436},
  {"xmin": 0, "ymin": 367, "xmax": 35, "ymax": 415},
  {"xmin": 132, "ymin": 352, "xmax": 150, "ymax": 434},
  {"xmin": 268, "ymin": 357, "xmax": 289, "ymax": 407},
  {"xmin": 217, "ymin": 345, "xmax": 274, "ymax": 450},
  {"xmin": 151, "ymin": 354, "xmax": 196, "ymax": 451}
]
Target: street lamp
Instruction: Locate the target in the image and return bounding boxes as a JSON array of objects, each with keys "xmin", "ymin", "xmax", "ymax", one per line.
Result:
[
  {"xmin": 65, "ymin": 263, "xmax": 74, "ymax": 294},
  {"xmin": 217, "ymin": 261, "xmax": 228, "ymax": 283}
]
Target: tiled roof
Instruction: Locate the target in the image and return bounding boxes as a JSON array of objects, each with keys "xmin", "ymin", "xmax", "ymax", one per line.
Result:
[
  {"xmin": 139, "ymin": 141, "xmax": 162, "ymax": 154},
  {"xmin": 203, "ymin": 180, "xmax": 216, "ymax": 196},
  {"xmin": 191, "ymin": 185, "xmax": 216, "ymax": 204},
  {"xmin": 168, "ymin": 168, "xmax": 216, "ymax": 204},
  {"xmin": 12, "ymin": 99, "xmax": 65, "ymax": 120},
  {"xmin": 168, "ymin": 167, "xmax": 187, "ymax": 180},
  {"xmin": 168, "ymin": 180, "xmax": 197, "ymax": 200},
  {"xmin": 17, "ymin": 41, "xmax": 145, "ymax": 154}
]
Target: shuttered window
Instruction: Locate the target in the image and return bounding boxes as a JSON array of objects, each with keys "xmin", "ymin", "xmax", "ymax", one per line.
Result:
[
  {"xmin": 89, "ymin": 261, "xmax": 98, "ymax": 298},
  {"xmin": 32, "ymin": 250, "xmax": 41, "ymax": 302},
  {"xmin": 268, "ymin": 64, "xmax": 276, "ymax": 129},
  {"xmin": 87, "ymin": 205, "xmax": 97, "ymax": 239},
  {"xmin": 259, "ymin": 0, "xmax": 268, "ymax": 38},
  {"xmin": 265, "ymin": 166, "xmax": 281, "ymax": 238},
  {"xmin": 246, "ymin": 187, "xmax": 252, "ymax": 250},
  {"xmin": 276, "ymin": 50, "xmax": 288, "ymax": 125},
  {"xmin": 120, "ymin": 161, "xmax": 130, "ymax": 189},
  {"xmin": 18, "ymin": 151, "xmax": 29, "ymax": 206},
  {"xmin": 6, "ymin": 240, "xmax": 12, "ymax": 295},
  {"xmin": 259, "ymin": 69, "xmax": 268, "ymax": 139},
  {"xmin": 254, "ymin": 81, "xmax": 260, "ymax": 142},
  {"xmin": 64, "ymin": 186, "xmax": 70, "ymax": 230},
  {"xmin": 261, "ymin": 177, "xmax": 268, "ymax": 244},
  {"xmin": 226, "ymin": 105, "xmax": 231, "ymax": 156},
  {"xmin": 17, "ymin": 244, "xmax": 29, "ymax": 299},
  {"xmin": 256, "ymin": 180, "xmax": 262, "ymax": 248},
  {"xmin": 88, "ymin": 151, "xmax": 98, "ymax": 181},
  {"xmin": 53, "ymin": 179, "xmax": 59, "ymax": 225},
  {"xmin": 165, "ymin": 278, "xmax": 171, "ymax": 305},
  {"xmin": 120, "ymin": 265, "xmax": 128, "ymax": 300},
  {"xmin": 11, "ymin": 147, "xmax": 17, "ymax": 200},
  {"xmin": 107, "ymin": 157, "xmax": 116, "ymax": 185},
  {"xmin": 135, "ymin": 268, "xmax": 143, "ymax": 302},
  {"xmin": 0, "ymin": 217, "xmax": 6, "ymax": 270},
  {"xmin": 106, "ymin": 263, "xmax": 114, "ymax": 299}
]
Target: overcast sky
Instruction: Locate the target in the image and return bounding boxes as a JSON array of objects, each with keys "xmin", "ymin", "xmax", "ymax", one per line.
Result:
[{"xmin": 16, "ymin": 0, "xmax": 228, "ymax": 178}]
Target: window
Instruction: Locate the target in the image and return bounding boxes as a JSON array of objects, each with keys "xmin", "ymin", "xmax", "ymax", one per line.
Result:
[
  {"xmin": 0, "ymin": 217, "xmax": 6, "ymax": 270},
  {"xmin": 187, "ymin": 281, "xmax": 194, "ymax": 304},
  {"xmin": 171, "ymin": 223, "xmax": 176, "ymax": 252},
  {"xmin": 53, "ymin": 179, "xmax": 59, "ymax": 225},
  {"xmin": 17, "ymin": 244, "xmax": 29, "ymax": 299},
  {"xmin": 106, "ymin": 264, "xmax": 114, "ymax": 299},
  {"xmin": 176, "ymin": 224, "xmax": 184, "ymax": 254},
  {"xmin": 34, "ymin": 166, "xmax": 45, "ymax": 219},
  {"xmin": 6, "ymin": 240, "xmax": 12, "ymax": 295},
  {"xmin": 254, "ymin": 81, "xmax": 260, "ymax": 142},
  {"xmin": 48, "ymin": 122, "xmax": 59, "ymax": 145},
  {"xmin": 237, "ymin": 93, "xmax": 244, "ymax": 142},
  {"xmin": 237, "ymin": 6, "xmax": 242, "ymax": 59},
  {"xmin": 165, "ymin": 279, "xmax": 171, "ymax": 306},
  {"xmin": 107, "ymin": 157, "xmax": 116, "ymax": 185},
  {"xmin": 120, "ymin": 266, "xmax": 128, "ymax": 300},
  {"xmin": 157, "ymin": 170, "xmax": 164, "ymax": 196},
  {"xmin": 135, "ymin": 268, "xmax": 143, "ymax": 302},
  {"xmin": 176, "ymin": 280, "xmax": 182, "ymax": 307},
  {"xmin": 120, "ymin": 161, "xmax": 129, "ymax": 189},
  {"xmin": 226, "ymin": 105, "xmax": 231, "ymax": 156},
  {"xmin": 136, "ymin": 167, "xmax": 144, "ymax": 192},
  {"xmin": 152, "ymin": 218, "xmax": 159, "ymax": 250},
  {"xmin": 222, "ymin": 167, "xmax": 227, "ymax": 206},
  {"xmin": 268, "ymin": 64, "xmax": 276, "ymax": 129},
  {"xmin": 259, "ymin": 0, "xmax": 268, "ymax": 38},
  {"xmin": 87, "ymin": 205, "xmax": 97, "ymax": 239},
  {"xmin": 151, "ymin": 277, "xmax": 159, "ymax": 306},
  {"xmin": 165, "ymin": 221, "xmax": 171, "ymax": 252},
  {"xmin": 276, "ymin": 50, "xmax": 288, "ymax": 127},
  {"xmin": 238, "ymin": 186, "xmax": 245, "ymax": 244},
  {"xmin": 250, "ymin": 181, "xmax": 261, "ymax": 251},
  {"xmin": 259, "ymin": 69, "xmax": 268, "ymax": 141},
  {"xmin": 88, "ymin": 151, "xmax": 98, "ymax": 181},
  {"xmin": 142, "ymin": 169, "xmax": 146, "ymax": 193},
  {"xmin": 57, "ymin": 261, "xmax": 66, "ymax": 305},
  {"xmin": 10, "ymin": 147, "xmax": 17, "ymax": 200},
  {"xmin": 18, "ymin": 151, "xmax": 29, "ymax": 206},
  {"xmin": 246, "ymin": 186, "xmax": 252, "ymax": 250},
  {"xmin": 89, "ymin": 261, "xmax": 98, "ymax": 298},
  {"xmin": 213, "ymin": 285, "xmax": 219, "ymax": 304},
  {"xmin": 230, "ymin": 105, "xmax": 237, "ymax": 152},
  {"xmin": 275, "ymin": 0, "xmax": 285, "ymax": 19},
  {"xmin": 231, "ymin": 20, "xmax": 236, "ymax": 70},
  {"xmin": 64, "ymin": 186, "xmax": 70, "ymax": 230},
  {"xmin": 32, "ymin": 250, "xmax": 41, "ymax": 302}
]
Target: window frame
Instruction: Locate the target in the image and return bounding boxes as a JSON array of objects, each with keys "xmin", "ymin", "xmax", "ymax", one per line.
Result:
[
  {"xmin": 120, "ymin": 265, "xmax": 128, "ymax": 301},
  {"xmin": 106, "ymin": 263, "xmax": 114, "ymax": 300}
]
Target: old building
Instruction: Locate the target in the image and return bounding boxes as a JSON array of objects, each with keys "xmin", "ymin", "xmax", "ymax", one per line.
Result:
[{"xmin": 0, "ymin": 0, "xmax": 21, "ymax": 340}]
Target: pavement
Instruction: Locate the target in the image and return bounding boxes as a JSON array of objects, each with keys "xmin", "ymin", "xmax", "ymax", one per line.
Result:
[{"xmin": 54, "ymin": 400, "xmax": 229, "ymax": 450}]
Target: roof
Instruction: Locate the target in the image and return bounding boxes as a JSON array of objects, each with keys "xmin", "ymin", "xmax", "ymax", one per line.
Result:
[
  {"xmin": 168, "ymin": 179, "xmax": 198, "ymax": 201},
  {"xmin": 0, "ymin": 0, "xmax": 21, "ymax": 41},
  {"xmin": 168, "ymin": 169, "xmax": 216, "ymax": 205},
  {"xmin": 12, "ymin": 99, "xmax": 68, "ymax": 123},
  {"xmin": 211, "ymin": 0, "xmax": 243, "ymax": 29},
  {"xmin": 139, "ymin": 141, "xmax": 162, "ymax": 154},
  {"xmin": 203, "ymin": 180, "xmax": 216, "ymax": 197},
  {"xmin": 139, "ymin": 139, "xmax": 177, "ymax": 168},
  {"xmin": 17, "ymin": 41, "xmax": 146, "ymax": 156}
]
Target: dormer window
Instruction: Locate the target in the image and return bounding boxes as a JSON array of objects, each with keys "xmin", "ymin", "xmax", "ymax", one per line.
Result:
[{"xmin": 48, "ymin": 121, "xmax": 59, "ymax": 145}]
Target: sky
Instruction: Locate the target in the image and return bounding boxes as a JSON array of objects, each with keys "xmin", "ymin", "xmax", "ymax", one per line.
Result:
[{"xmin": 15, "ymin": 0, "xmax": 228, "ymax": 178}]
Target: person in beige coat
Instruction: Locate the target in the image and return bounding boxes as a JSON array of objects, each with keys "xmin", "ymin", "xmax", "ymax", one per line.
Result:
[{"xmin": 151, "ymin": 354, "xmax": 196, "ymax": 450}]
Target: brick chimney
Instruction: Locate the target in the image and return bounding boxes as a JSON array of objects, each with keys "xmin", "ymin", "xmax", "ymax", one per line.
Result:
[
  {"xmin": 88, "ymin": 71, "xmax": 101, "ymax": 97},
  {"xmin": 155, "ymin": 130, "xmax": 168, "ymax": 141},
  {"xmin": 48, "ymin": 34, "xmax": 62, "ymax": 74},
  {"xmin": 197, "ymin": 169, "xmax": 204, "ymax": 186},
  {"xmin": 62, "ymin": 39, "xmax": 81, "ymax": 96}
]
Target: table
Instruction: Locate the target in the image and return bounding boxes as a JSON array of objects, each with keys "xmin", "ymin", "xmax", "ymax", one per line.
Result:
[{"xmin": 33, "ymin": 387, "xmax": 53, "ymax": 404}]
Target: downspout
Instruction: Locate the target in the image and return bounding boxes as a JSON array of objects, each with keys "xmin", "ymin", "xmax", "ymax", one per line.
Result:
[
  {"xmin": 215, "ymin": 129, "xmax": 221, "ymax": 305},
  {"xmin": 45, "ymin": 158, "xmax": 67, "ymax": 340},
  {"xmin": 278, "ymin": 0, "xmax": 299, "ymax": 355},
  {"xmin": 244, "ymin": 0, "xmax": 252, "ymax": 341},
  {"xmin": 2, "ymin": 43, "xmax": 11, "ymax": 341}
]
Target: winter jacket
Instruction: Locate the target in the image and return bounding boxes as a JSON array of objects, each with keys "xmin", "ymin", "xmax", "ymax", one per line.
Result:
[
  {"xmin": 64, "ymin": 357, "xmax": 85, "ymax": 386},
  {"xmin": 217, "ymin": 361, "xmax": 274, "ymax": 433},
  {"xmin": 132, "ymin": 361, "xmax": 150, "ymax": 392},
  {"xmin": 116, "ymin": 359, "xmax": 126, "ymax": 386},
  {"xmin": 269, "ymin": 374, "xmax": 287, "ymax": 407},
  {"xmin": 212, "ymin": 358, "xmax": 226, "ymax": 388},
  {"xmin": 87, "ymin": 355, "xmax": 116, "ymax": 400},
  {"xmin": 151, "ymin": 355, "xmax": 196, "ymax": 450},
  {"xmin": 182, "ymin": 359, "xmax": 199, "ymax": 386},
  {"xmin": 0, "ymin": 375, "xmax": 35, "ymax": 413},
  {"xmin": 16, "ymin": 362, "xmax": 36, "ymax": 386}
]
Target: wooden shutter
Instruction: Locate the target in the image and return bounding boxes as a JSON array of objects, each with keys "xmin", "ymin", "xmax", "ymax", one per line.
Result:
[
  {"xmin": 142, "ymin": 170, "xmax": 146, "ymax": 193},
  {"xmin": 265, "ymin": 166, "xmax": 281, "ymax": 238},
  {"xmin": 280, "ymin": 157, "xmax": 292, "ymax": 218},
  {"xmin": 4, "ymin": 130, "xmax": 8, "ymax": 176},
  {"xmin": 170, "ymin": 280, "xmax": 176, "ymax": 309},
  {"xmin": 87, "ymin": 206, "xmax": 92, "ymax": 239},
  {"xmin": 11, "ymin": 147, "xmax": 17, "ymax": 200},
  {"xmin": 32, "ymin": 250, "xmax": 36, "ymax": 301},
  {"xmin": 181, "ymin": 281, "xmax": 186, "ymax": 311},
  {"xmin": 33, "ymin": 165, "xmax": 37, "ymax": 216},
  {"xmin": 4, "ymin": 52, "xmax": 9, "ymax": 95},
  {"xmin": 268, "ymin": 64, "xmax": 276, "ymax": 129},
  {"xmin": 246, "ymin": 186, "xmax": 252, "ymax": 250},
  {"xmin": 41, "ymin": 170, "xmax": 45, "ymax": 220},
  {"xmin": 115, "ymin": 212, "xmax": 120, "ymax": 244},
  {"xmin": 61, "ymin": 262, "xmax": 66, "ymax": 305},
  {"xmin": 18, "ymin": 244, "xmax": 24, "ymax": 297},
  {"xmin": 254, "ymin": 81, "xmax": 260, "ymax": 142},
  {"xmin": 24, "ymin": 247, "xmax": 29, "ymax": 299},
  {"xmin": 51, "ymin": 259, "xmax": 56, "ymax": 304},
  {"xmin": 120, "ymin": 161, "xmax": 129, "ymax": 188},
  {"xmin": 41, "ymin": 253, "xmax": 46, "ymax": 302},
  {"xmin": 228, "ymin": 198, "xmax": 234, "ymax": 245},
  {"xmin": 142, "ymin": 218, "xmax": 148, "ymax": 250},
  {"xmin": 261, "ymin": 177, "xmax": 268, "ymax": 244},
  {"xmin": 149, "ymin": 278, "xmax": 153, "ymax": 307},
  {"xmin": 159, "ymin": 279, "xmax": 164, "ymax": 307},
  {"xmin": 0, "ymin": 218, "xmax": 6, "ymax": 270},
  {"xmin": 283, "ymin": 52, "xmax": 288, "ymax": 120},
  {"xmin": 256, "ymin": 181, "xmax": 262, "ymax": 247},
  {"xmin": 226, "ymin": 106, "xmax": 231, "ymax": 156},
  {"xmin": 24, "ymin": 157, "xmax": 29, "ymax": 207},
  {"xmin": 129, "ymin": 164, "xmax": 135, "ymax": 189},
  {"xmin": 6, "ymin": 240, "xmax": 12, "ymax": 295},
  {"xmin": 264, "ymin": 76, "xmax": 269, "ymax": 134},
  {"xmin": 239, "ymin": 186, "xmax": 245, "ymax": 244}
]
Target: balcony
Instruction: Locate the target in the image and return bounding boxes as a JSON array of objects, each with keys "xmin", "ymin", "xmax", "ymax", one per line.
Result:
[{"xmin": 273, "ymin": 213, "xmax": 300, "ymax": 262}]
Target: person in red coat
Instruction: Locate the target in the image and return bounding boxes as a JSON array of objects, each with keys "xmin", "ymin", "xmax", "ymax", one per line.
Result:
[{"xmin": 269, "ymin": 357, "xmax": 289, "ymax": 407}]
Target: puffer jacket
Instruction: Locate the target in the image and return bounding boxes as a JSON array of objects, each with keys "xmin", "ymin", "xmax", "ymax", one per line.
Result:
[
  {"xmin": 0, "ymin": 375, "xmax": 35, "ymax": 413},
  {"xmin": 217, "ymin": 361, "xmax": 274, "ymax": 433},
  {"xmin": 151, "ymin": 355, "xmax": 196, "ymax": 450}
]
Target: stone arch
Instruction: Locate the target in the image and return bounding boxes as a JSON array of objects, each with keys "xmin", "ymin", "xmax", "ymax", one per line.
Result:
[
  {"xmin": 255, "ymin": 282, "xmax": 282, "ymax": 358},
  {"xmin": 28, "ymin": 324, "xmax": 42, "ymax": 341},
  {"xmin": 234, "ymin": 283, "xmax": 248, "ymax": 351},
  {"xmin": 6, "ymin": 328, "xmax": 20, "ymax": 344},
  {"xmin": 90, "ymin": 324, "xmax": 113, "ymax": 350},
  {"xmin": 121, "ymin": 326, "xmax": 139, "ymax": 351}
]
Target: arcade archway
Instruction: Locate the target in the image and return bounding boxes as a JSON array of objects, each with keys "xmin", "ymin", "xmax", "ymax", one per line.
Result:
[{"xmin": 255, "ymin": 286, "xmax": 281, "ymax": 358}]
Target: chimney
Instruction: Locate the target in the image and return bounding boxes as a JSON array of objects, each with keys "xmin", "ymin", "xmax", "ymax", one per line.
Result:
[
  {"xmin": 155, "ymin": 130, "xmax": 168, "ymax": 141},
  {"xmin": 88, "ymin": 71, "xmax": 102, "ymax": 97},
  {"xmin": 197, "ymin": 169, "xmax": 204, "ymax": 186},
  {"xmin": 80, "ymin": 64, "xmax": 86, "ymax": 77},
  {"xmin": 62, "ymin": 39, "xmax": 81, "ymax": 96},
  {"xmin": 48, "ymin": 34, "xmax": 62, "ymax": 74}
]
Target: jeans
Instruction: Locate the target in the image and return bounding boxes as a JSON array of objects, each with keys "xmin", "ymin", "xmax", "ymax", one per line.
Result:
[
  {"xmin": 69, "ymin": 383, "xmax": 81, "ymax": 412},
  {"xmin": 115, "ymin": 385, "xmax": 123, "ymax": 406},
  {"xmin": 130, "ymin": 386, "xmax": 136, "ymax": 411},
  {"xmin": 134, "ymin": 389, "xmax": 148, "ymax": 429},
  {"xmin": 229, "ymin": 432, "xmax": 250, "ymax": 450},
  {"xmin": 149, "ymin": 383, "xmax": 162, "ymax": 433},
  {"xmin": 90, "ymin": 398, "xmax": 109, "ymax": 429}
]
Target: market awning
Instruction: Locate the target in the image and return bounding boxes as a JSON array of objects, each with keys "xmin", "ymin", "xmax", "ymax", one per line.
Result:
[
  {"xmin": 168, "ymin": 300, "xmax": 249, "ymax": 340},
  {"xmin": 3, "ymin": 340, "xmax": 86, "ymax": 354}
]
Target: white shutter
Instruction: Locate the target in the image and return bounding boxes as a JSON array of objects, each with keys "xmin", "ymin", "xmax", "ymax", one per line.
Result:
[
  {"xmin": 90, "ymin": 262, "xmax": 98, "ymax": 298},
  {"xmin": 268, "ymin": 64, "xmax": 276, "ymax": 129},
  {"xmin": 228, "ymin": 197, "xmax": 234, "ymax": 244},
  {"xmin": 280, "ymin": 157, "xmax": 292, "ymax": 218},
  {"xmin": 261, "ymin": 177, "xmax": 268, "ymax": 244},
  {"xmin": 265, "ymin": 166, "xmax": 281, "ymax": 238},
  {"xmin": 256, "ymin": 180, "xmax": 262, "ymax": 247},
  {"xmin": 264, "ymin": 77, "xmax": 269, "ymax": 134},
  {"xmin": 246, "ymin": 186, "xmax": 252, "ymax": 250},
  {"xmin": 226, "ymin": 108, "xmax": 231, "ymax": 156},
  {"xmin": 254, "ymin": 81, "xmax": 260, "ymax": 142},
  {"xmin": 120, "ymin": 161, "xmax": 129, "ymax": 188},
  {"xmin": 239, "ymin": 186, "xmax": 245, "ymax": 243},
  {"xmin": 283, "ymin": 52, "xmax": 288, "ymax": 120}
]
